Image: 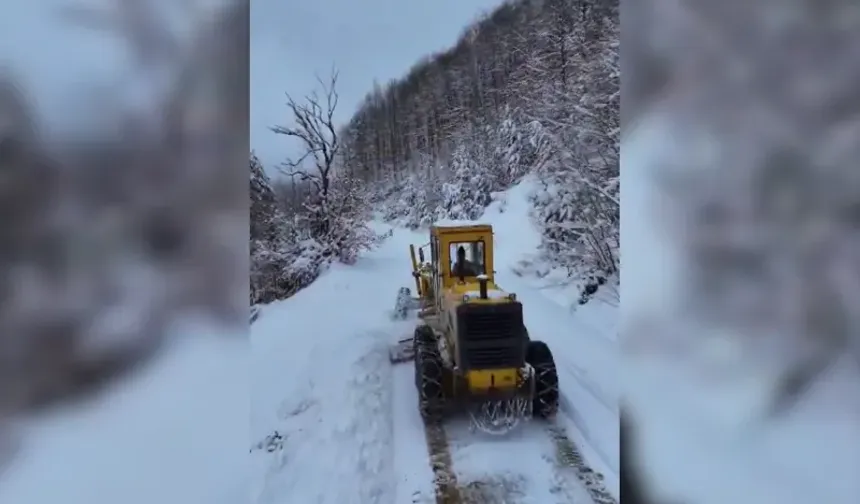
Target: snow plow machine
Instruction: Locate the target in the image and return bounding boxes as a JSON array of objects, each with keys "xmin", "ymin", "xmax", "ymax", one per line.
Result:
[{"xmin": 389, "ymin": 223, "xmax": 559, "ymax": 435}]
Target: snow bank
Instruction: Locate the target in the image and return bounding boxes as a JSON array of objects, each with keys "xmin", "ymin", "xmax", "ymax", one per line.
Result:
[{"xmin": 250, "ymin": 228, "xmax": 437, "ymax": 504}]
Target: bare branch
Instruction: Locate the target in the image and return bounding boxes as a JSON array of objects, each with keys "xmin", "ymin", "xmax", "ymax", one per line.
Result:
[{"xmin": 271, "ymin": 68, "xmax": 341, "ymax": 196}]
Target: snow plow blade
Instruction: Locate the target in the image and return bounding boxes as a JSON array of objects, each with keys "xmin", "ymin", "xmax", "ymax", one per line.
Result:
[
  {"xmin": 392, "ymin": 287, "xmax": 422, "ymax": 320},
  {"xmin": 388, "ymin": 337, "xmax": 414, "ymax": 364}
]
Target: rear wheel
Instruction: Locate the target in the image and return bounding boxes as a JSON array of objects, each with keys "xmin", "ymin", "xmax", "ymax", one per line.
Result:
[
  {"xmin": 526, "ymin": 340, "xmax": 559, "ymax": 418},
  {"xmin": 414, "ymin": 325, "xmax": 445, "ymax": 420}
]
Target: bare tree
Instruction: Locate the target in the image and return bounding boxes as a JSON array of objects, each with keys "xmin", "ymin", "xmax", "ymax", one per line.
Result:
[{"xmin": 271, "ymin": 68, "xmax": 340, "ymax": 198}]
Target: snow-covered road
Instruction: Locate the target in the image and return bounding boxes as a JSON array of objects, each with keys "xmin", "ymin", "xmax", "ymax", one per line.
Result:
[{"xmin": 250, "ymin": 179, "xmax": 619, "ymax": 503}]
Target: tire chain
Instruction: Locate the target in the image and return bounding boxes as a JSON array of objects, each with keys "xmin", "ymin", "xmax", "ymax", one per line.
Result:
[
  {"xmin": 534, "ymin": 364, "xmax": 559, "ymax": 417},
  {"xmin": 416, "ymin": 342, "xmax": 444, "ymax": 419}
]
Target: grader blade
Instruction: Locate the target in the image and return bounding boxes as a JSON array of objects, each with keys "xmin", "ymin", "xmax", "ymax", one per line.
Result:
[
  {"xmin": 388, "ymin": 337, "xmax": 414, "ymax": 364},
  {"xmin": 392, "ymin": 287, "xmax": 423, "ymax": 320}
]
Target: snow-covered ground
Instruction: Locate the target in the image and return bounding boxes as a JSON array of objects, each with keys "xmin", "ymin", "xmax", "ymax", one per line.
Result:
[
  {"xmin": 0, "ymin": 324, "xmax": 248, "ymax": 504},
  {"xmin": 250, "ymin": 177, "xmax": 619, "ymax": 503}
]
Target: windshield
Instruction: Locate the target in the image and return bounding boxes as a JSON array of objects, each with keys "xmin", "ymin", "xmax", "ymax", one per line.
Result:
[{"xmin": 449, "ymin": 241, "xmax": 485, "ymax": 277}]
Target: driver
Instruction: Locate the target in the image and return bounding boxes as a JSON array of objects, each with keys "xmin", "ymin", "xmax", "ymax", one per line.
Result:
[{"xmin": 453, "ymin": 245, "xmax": 480, "ymax": 277}]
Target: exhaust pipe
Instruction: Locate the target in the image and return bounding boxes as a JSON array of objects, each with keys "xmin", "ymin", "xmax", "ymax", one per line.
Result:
[{"xmin": 477, "ymin": 274, "xmax": 488, "ymax": 299}]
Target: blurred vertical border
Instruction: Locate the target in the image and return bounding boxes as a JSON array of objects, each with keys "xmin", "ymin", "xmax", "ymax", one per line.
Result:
[
  {"xmin": 0, "ymin": 0, "xmax": 249, "ymax": 499},
  {"xmin": 622, "ymin": 1, "xmax": 860, "ymax": 503}
]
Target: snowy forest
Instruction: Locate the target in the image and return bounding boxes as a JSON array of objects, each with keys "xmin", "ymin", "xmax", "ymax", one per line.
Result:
[{"xmin": 250, "ymin": 0, "xmax": 619, "ymax": 305}]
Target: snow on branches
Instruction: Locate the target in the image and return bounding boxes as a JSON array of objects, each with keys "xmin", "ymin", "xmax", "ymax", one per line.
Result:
[
  {"xmin": 250, "ymin": 70, "xmax": 384, "ymax": 304},
  {"xmin": 338, "ymin": 0, "xmax": 619, "ymax": 299}
]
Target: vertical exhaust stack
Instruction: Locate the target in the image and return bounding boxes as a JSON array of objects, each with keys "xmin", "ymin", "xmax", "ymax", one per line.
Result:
[{"xmin": 477, "ymin": 274, "xmax": 488, "ymax": 299}]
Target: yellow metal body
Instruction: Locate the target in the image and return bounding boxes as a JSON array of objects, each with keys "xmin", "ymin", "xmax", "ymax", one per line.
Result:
[
  {"xmin": 409, "ymin": 244, "xmax": 421, "ymax": 294},
  {"xmin": 409, "ymin": 223, "xmax": 523, "ymax": 396}
]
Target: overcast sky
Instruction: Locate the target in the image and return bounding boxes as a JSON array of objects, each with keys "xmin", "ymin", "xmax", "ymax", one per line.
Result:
[{"xmin": 251, "ymin": 0, "xmax": 507, "ymax": 174}]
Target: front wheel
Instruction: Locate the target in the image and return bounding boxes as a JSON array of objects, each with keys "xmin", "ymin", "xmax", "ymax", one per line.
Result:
[{"xmin": 414, "ymin": 325, "xmax": 445, "ymax": 420}]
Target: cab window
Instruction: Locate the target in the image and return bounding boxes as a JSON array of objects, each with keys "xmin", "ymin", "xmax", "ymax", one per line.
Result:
[{"xmin": 449, "ymin": 241, "xmax": 485, "ymax": 277}]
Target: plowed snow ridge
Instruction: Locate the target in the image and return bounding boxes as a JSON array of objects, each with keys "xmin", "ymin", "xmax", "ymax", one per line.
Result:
[{"xmin": 251, "ymin": 177, "xmax": 619, "ymax": 503}]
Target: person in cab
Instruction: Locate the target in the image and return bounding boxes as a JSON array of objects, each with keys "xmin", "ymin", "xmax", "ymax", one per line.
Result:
[{"xmin": 452, "ymin": 245, "xmax": 481, "ymax": 277}]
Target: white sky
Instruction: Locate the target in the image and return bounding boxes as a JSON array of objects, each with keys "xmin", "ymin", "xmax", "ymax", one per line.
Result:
[{"xmin": 251, "ymin": 0, "xmax": 507, "ymax": 175}]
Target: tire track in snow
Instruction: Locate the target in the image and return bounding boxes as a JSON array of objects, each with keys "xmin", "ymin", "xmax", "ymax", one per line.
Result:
[
  {"xmin": 393, "ymin": 363, "xmax": 561, "ymax": 504},
  {"xmin": 435, "ymin": 417, "xmax": 615, "ymax": 504},
  {"xmin": 556, "ymin": 387, "xmax": 618, "ymax": 493},
  {"xmin": 424, "ymin": 422, "xmax": 461, "ymax": 503},
  {"xmin": 544, "ymin": 422, "xmax": 618, "ymax": 504}
]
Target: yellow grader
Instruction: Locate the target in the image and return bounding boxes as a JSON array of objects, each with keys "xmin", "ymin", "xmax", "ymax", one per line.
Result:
[{"xmin": 389, "ymin": 223, "xmax": 559, "ymax": 434}]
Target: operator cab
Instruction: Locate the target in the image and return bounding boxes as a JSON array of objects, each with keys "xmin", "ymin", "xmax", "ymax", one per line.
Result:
[{"xmin": 429, "ymin": 223, "xmax": 495, "ymax": 290}]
